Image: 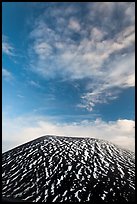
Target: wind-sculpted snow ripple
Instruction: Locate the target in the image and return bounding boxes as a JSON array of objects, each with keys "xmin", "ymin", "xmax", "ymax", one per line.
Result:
[{"xmin": 2, "ymin": 135, "xmax": 135, "ymax": 202}]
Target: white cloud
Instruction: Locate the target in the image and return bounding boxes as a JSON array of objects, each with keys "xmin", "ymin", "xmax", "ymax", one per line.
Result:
[
  {"xmin": 29, "ymin": 80, "xmax": 41, "ymax": 88},
  {"xmin": 2, "ymin": 115, "xmax": 135, "ymax": 152},
  {"xmin": 79, "ymin": 52, "xmax": 135, "ymax": 111},
  {"xmin": 17, "ymin": 94, "xmax": 24, "ymax": 98},
  {"xmin": 68, "ymin": 18, "xmax": 81, "ymax": 32},
  {"xmin": 2, "ymin": 35, "xmax": 15, "ymax": 56},
  {"xmin": 125, "ymin": 2, "xmax": 135, "ymax": 23},
  {"xmin": 28, "ymin": 2, "xmax": 135, "ymax": 111},
  {"xmin": 2, "ymin": 42, "xmax": 14, "ymax": 56},
  {"xmin": 2, "ymin": 68, "xmax": 14, "ymax": 81},
  {"xmin": 33, "ymin": 42, "xmax": 53, "ymax": 59},
  {"xmin": 91, "ymin": 27, "xmax": 105, "ymax": 41}
]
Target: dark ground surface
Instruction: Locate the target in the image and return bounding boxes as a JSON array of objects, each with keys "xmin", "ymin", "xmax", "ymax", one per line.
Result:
[{"xmin": 2, "ymin": 135, "xmax": 135, "ymax": 202}]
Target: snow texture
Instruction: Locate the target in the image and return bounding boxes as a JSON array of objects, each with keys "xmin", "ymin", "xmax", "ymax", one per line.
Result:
[{"xmin": 2, "ymin": 135, "xmax": 135, "ymax": 202}]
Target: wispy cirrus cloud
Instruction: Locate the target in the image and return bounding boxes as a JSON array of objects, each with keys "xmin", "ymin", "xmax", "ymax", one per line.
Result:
[
  {"xmin": 78, "ymin": 52, "xmax": 135, "ymax": 111},
  {"xmin": 17, "ymin": 94, "xmax": 24, "ymax": 98},
  {"xmin": 2, "ymin": 35, "xmax": 15, "ymax": 56},
  {"xmin": 2, "ymin": 68, "xmax": 14, "ymax": 82},
  {"xmin": 2, "ymin": 114, "xmax": 135, "ymax": 152},
  {"xmin": 28, "ymin": 80, "xmax": 41, "ymax": 88},
  {"xmin": 28, "ymin": 2, "xmax": 135, "ymax": 111}
]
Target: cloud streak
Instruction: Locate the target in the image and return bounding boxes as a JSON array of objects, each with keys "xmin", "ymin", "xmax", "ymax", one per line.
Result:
[
  {"xmin": 28, "ymin": 80, "xmax": 41, "ymax": 88},
  {"xmin": 2, "ymin": 68, "xmax": 14, "ymax": 81},
  {"xmin": 2, "ymin": 35, "xmax": 15, "ymax": 56}
]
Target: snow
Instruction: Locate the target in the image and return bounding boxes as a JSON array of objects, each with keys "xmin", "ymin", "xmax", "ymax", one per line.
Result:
[
  {"xmin": 93, "ymin": 172, "xmax": 98, "ymax": 179},
  {"xmin": 2, "ymin": 172, "xmax": 5, "ymax": 177},
  {"xmin": 84, "ymin": 149, "xmax": 88, "ymax": 161},
  {"xmin": 75, "ymin": 190, "xmax": 82, "ymax": 202},
  {"xmin": 101, "ymin": 193, "xmax": 106, "ymax": 200},
  {"xmin": 2, "ymin": 135, "xmax": 135, "ymax": 203},
  {"xmin": 62, "ymin": 190, "xmax": 67, "ymax": 197},
  {"xmin": 52, "ymin": 195, "xmax": 58, "ymax": 202},
  {"xmin": 6, "ymin": 179, "xmax": 9, "ymax": 185},
  {"xmin": 68, "ymin": 165, "xmax": 72, "ymax": 171},
  {"xmin": 35, "ymin": 195, "xmax": 41, "ymax": 202},
  {"xmin": 51, "ymin": 183, "xmax": 54, "ymax": 194},
  {"xmin": 129, "ymin": 184, "xmax": 135, "ymax": 190},
  {"xmin": 117, "ymin": 163, "xmax": 125, "ymax": 178}
]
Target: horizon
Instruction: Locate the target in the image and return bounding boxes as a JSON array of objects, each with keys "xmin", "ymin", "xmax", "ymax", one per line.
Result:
[
  {"xmin": 2, "ymin": 2, "xmax": 135, "ymax": 152},
  {"xmin": 3, "ymin": 134, "xmax": 134, "ymax": 155}
]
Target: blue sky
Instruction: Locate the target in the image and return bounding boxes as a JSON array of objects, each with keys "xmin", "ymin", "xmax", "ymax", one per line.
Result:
[{"xmin": 2, "ymin": 2, "xmax": 135, "ymax": 152}]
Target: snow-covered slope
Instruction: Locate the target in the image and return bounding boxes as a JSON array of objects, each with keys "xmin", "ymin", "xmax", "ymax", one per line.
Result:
[{"xmin": 2, "ymin": 135, "xmax": 135, "ymax": 202}]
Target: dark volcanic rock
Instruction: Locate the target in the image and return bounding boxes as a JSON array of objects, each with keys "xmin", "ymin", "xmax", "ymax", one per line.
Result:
[{"xmin": 2, "ymin": 135, "xmax": 135, "ymax": 202}]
